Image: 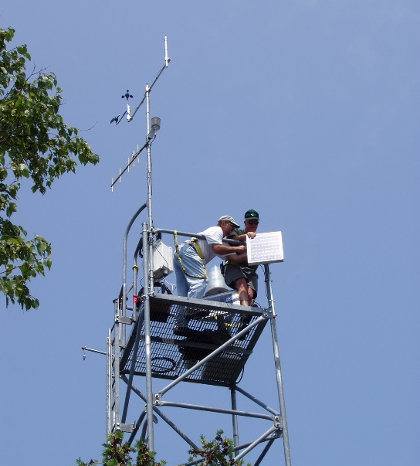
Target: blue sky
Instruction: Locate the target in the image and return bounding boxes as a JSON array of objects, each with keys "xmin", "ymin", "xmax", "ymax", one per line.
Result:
[{"xmin": 1, "ymin": 1, "xmax": 419, "ymax": 465}]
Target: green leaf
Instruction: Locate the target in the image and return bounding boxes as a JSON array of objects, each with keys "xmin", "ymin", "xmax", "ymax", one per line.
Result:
[{"xmin": 0, "ymin": 26, "xmax": 99, "ymax": 310}]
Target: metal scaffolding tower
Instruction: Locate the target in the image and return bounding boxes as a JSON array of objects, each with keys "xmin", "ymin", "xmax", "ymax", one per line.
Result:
[{"xmin": 101, "ymin": 38, "xmax": 291, "ymax": 466}]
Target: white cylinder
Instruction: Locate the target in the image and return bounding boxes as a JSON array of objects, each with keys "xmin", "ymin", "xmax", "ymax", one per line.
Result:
[{"xmin": 204, "ymin": 264, "xmax": 230, "ymax": 296}]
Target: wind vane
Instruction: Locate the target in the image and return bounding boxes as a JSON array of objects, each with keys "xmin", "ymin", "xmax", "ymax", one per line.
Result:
[{"xmin": 110, "ymin": 90, "xmax": 134, "ymax": 125}]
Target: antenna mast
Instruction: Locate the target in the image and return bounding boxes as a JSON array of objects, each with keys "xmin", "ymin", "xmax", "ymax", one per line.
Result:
[{"xmin": 108, "ymin": 37, "xmax": 170, "ymax": 450}]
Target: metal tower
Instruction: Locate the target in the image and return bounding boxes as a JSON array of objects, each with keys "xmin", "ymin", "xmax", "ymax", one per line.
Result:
[{"xmin": 100, "ymin": 38, "xmax": 291, "ymax": 466}]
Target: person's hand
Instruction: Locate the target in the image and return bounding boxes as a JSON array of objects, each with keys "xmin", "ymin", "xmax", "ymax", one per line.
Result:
[
  {"xmin": 236, "ymin": 245, "xmax": 246, "ymax": 254},
  {"xmin": 247, "ymin": 232, "xmax": 256, "ymax": 239}
]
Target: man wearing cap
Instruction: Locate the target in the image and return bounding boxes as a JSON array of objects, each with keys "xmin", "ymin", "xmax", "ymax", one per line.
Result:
[
  {"xmin": 173, "ymin": 215, "xmax": 246, "ymax": 334},
  {"xmin": 223, "ymin": 209, "xmax": 260, "ymax": 307}
]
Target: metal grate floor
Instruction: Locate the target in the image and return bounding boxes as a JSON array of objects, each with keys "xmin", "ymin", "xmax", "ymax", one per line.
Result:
[{"xmin": 120, "ymin": 293, "xmax": 267, "ymax": 387}]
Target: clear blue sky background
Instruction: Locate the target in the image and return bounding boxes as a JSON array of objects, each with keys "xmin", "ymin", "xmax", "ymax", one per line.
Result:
[{"xmin": 1, "ymin": 1, "xmax": 419, "ymax": 465}]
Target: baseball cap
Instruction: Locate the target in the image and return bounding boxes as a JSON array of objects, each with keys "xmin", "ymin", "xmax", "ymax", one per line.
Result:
[
  {"xmin": 244, "ymin": 209, "xmax": 259, "ymax": 221},
  {"xmin": 218, "ymin": 215, "xmax": 240, "ymax": 228}
]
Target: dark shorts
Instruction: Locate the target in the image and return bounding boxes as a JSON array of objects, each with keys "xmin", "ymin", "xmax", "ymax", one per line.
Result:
[{"xmin": 223, "ymin": 264, "xmax": 258, "ymax": 297}]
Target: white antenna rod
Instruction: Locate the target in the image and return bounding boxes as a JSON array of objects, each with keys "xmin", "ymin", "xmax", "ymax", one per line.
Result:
[{"xmin": 164, "ymin": 36, "xmax": 170, "ymax": 67}]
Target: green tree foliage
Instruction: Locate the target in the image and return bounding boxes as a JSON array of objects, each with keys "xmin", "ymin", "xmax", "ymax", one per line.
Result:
[
  {"xmin": 75, "ymin": 431, "xmax": 165, "ymax": 466},
  {"xmin": 0, "ymin": 27, "xmax": 99, "ymax": 309},
  {"xmin": 75, "ymin": 430, "xmax": 250, "ymax": 466},
  {"xmin": 188, "ymin": 430, "xmax": 249, "ymax": 466}
]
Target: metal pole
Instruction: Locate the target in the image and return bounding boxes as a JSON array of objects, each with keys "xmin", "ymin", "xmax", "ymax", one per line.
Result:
[
  {"xmin": 113, "ymin": 302, "xmax": 121, "ymax": 433},
  {"xmin": 145, "ymin": 85, "xmax": 153, "ymax": 228},
  {"xmin": 142, "ymin": 222, "xmax": 154, "ymax": 450},
  {"xmin": 144, "ymin": 76, "xmax": 156, "ymax": 451},
  {"xmin": 108, "ymin": 35, "xmax": 170, "ymax": 451},
  {"xmin": 264, "ymin": 264, "xmax": 292, "ymax": 466},
  {"xmin": 230, "ymin": 386, "xmax": 240, "ymax": 454},
  {"xmin": 144, "ymin": 84, "xmax": 156, "ymax": 324},
  {"xmin": 106, "ymin": 329, "xmax": 111, "ymax": 435}
]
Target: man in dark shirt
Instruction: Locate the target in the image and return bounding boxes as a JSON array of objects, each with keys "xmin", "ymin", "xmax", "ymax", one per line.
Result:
[{"xmin": 223, "ymin": 209, "xmax": 260, "ymax": 306}]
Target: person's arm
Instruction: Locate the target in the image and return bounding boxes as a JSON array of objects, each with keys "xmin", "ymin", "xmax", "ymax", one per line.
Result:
[
  {"xmin": 211, "ymin": 243, "xmax": 245, "ymax": 256},
  {"xmin": 225, "ymin": 251, "xmax": 248, "ymax": 263},
  {"xmin": 230, "ymin": 231, "xmax": 257, "ymax": 241},
  {"xmin": 229, "ymin": 233, "xmax": 246, "ymax": 242}
]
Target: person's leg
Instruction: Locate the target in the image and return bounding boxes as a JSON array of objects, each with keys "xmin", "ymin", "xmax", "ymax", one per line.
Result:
[
  {"xmin": 233, "ymin": 277, "xmax": 251, "ymax": 306},
  {"xmin": 246, "ymin": 269, "xmax": 258, "ymax": 304},
  {"xmin": 173, "ymin": 244, "xmax": 207, "ymax": 330},
  {"xmin": 248, "ymin": 278, "xmax": 257, "ymax": 303},
  {"xmin": 173, "ymin": 256, "xmax": 189, "ymax": 297},
  {"xmin": 187, "ymin": 276, "xmax": 208, "ymax": 299},
  {"xmin": 238, "ymin": 271, "xmax": 258, "ymax": 339},
  {"xmin": 173, "ymin": 258, "xmax": 189, "ymax": 327},
  {"xmin": 180, "ymin": 244, "xmax": 208, "ymax": 298}
]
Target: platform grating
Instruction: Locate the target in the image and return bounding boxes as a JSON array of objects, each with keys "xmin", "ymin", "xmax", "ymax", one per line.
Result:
[{"xmin": 120, "ymin": 294, "xmax": 267, "ymax": 387}]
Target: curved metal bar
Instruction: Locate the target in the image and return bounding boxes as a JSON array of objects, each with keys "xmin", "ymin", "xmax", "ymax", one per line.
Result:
[{"xmin": 121, "ymin": 203, "xmax": 147, "ymax": 337}]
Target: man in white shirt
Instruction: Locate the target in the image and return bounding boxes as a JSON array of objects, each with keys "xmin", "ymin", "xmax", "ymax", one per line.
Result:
[{"xmin": 173, "ymin": 215, "xmax": 245, "ymax": 334}]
